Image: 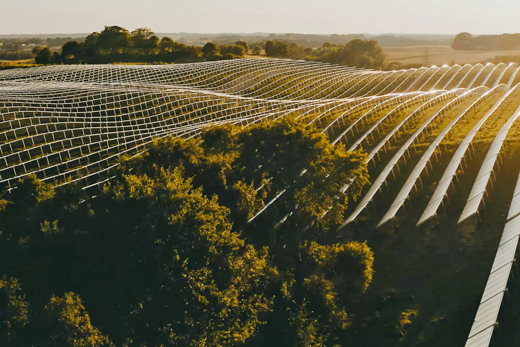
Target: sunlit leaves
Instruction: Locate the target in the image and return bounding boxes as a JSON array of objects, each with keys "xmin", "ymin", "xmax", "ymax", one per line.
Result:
[{"xmin": 45, "ymin": 292, "xmax": 112, "ymax": 347}]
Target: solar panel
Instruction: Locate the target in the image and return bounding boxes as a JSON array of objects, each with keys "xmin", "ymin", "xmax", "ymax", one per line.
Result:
[
  {"xmin": 465, "ymin": 326, "xmax": 494, "ymax": 347},
  {"xmin": 480, "ymin": 262, "xmax": 512, "ymax": 303},
  {"xmin": 377, "ymin": 87, "xmax": 489, "ymax": 227},
  {"xmin": 465, "ymin": 216, "xmax": 520, "ymax": 346},
  {"xmin": 2, "ymin": 64, "xmax": 519, "ymax": 347},
  {"xmin": 418, "ymin": 84, "xmax": 515, "ymax": 226},
  {"xmin": 506, "ymin": 174, "xmax": 520, "ymax": 221},
  {"xmin": 468, "ymin": 291, "xmax": 503, "ymax": 339},
  {"xmin": 490, "ymin": 236, "xmax": 519, "ymax": 273},
  {"xmin": 341, "ymin": 89, "xmax": 470, "ymax": 227},
  {"xmin": 0, "ymin": 60, "xmax": 381, "ymax": 190},
  {"xmin": 501, "ymin": 214, "xmax": 520, "ymax": 246},
  {"xmin": 459, "ymin": 101, "xmax": 520, "ymax": 223},
  {"xmin": 507, "ymin": 66, "xmax": 520, "ymax": 88}
]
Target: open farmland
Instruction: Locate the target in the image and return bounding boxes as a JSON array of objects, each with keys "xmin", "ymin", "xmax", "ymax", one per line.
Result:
[
  {"xmin": 3, "ymin": 58, "xmax": 520, "ymax": 346},
  {"xmin": 384, "ymin": 45, "xmax": 520, "ymax": 66}
]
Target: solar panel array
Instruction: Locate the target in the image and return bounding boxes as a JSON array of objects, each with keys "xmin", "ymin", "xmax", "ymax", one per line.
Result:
[{"xmin": 2, "ymin": 58, "xmax": 520, "ymax": 346}]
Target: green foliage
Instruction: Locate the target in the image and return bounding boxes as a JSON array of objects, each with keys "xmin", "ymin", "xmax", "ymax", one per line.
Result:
[
  {"xmin": 93, "ymin": 166, "xmax": 276, "ymax": 346},
  {"xmin": 159, "ymin": 36, "xmax": 175, "ymax": 53},
  {"xmin": 0, "ymin": 175, "xmax": 55, "ymax": 242},
  {"xmin": 0, "ymin": 62, "xmax": 42, "ymax": 70},
  {"xmin": 287, "ymin": 304, "xmax": 328, "ymax": 347},
  {"xmin": 122, "ymin": 117, "xmax": 370, "ymax": 346},
  {"xmin": 262, "ymin": 39, "xmax": 386, "ymax": 68},
  {"xmin": 98, "ymin": 26, "xmax": 130, "ymax": 54},
  {"xmin": 236, "ymin": 117, "xmax": 369, "ymax": 231},
  {"xmin": 125, "ymin": 117, "xmax": 368, "ymax": 233},
  {"xmin": 309, "ymin": 39, "xmax": 386, "ymax": 69},
  {"xmin": 130, "ymin": 28, "xmax": 154, "ymax": 53},
  {"xmin": 62, "ymin": 41, "xmax": 82, "ymax": 61},
  {"xmin": 45, "ymin": 292, "xmax": 112, "ymax": 347},
  {"xmin": 202, "ymin": 42, "xmax": 219, "ymax": 59},
  {"xmin": 35, "ymin": 47, "xmax": 57, "ymax": 64},
  {"xmin": 0, "ymin": 117, "xmax": 374, "ymax": 346},
  {"xmin": 265, "ymin": 40, "xmax": 290, "ymax": 57},
  {"xmin": 235, "ymin": 41, "xmax": 250, "ymax": 53},
  {"xmin": 398, "ymin": 309, "xmax": 418, "ymax": 334},
  {"xmin": 33, "ymin": 25, "xmax": 387, "ymax": 68},
  {"xmin": 303, "ymin": 241, "xmax": 374, "ymax": 296},
  {"xmin": 0, "ymin": 277, "xmax": 29, "ymax": 340},
  {"xmin": 51, "ymin": 26, "xmax": 203, "ymax": 64},
  {"xmin": 252, "ymin": 45, "xmax": 262, "ymax": 55},
  {"xmin": 271, "ymin": 241, "xmax": 375, "ymax": 344},
  {"xmin": 0, "ymin": 50, "xmax": 33, "ymax": 60}
]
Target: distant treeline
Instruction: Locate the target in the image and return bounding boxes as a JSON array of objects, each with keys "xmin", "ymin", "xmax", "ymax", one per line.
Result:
[
  {"xmin": 35, "ymin": 26, "xmax": 388, "ymax": 70},
  {"xmin": 0, "ymin": 38, "xmax": 42, "ymax": 47},
  {"xmin": 0, "ymin": 51, "xmax": 33, "ymax": 60},
  {"xmin": 210, "ymin": 33, "xmax": 453, "ymax": 48},
  {"xmin": 452, "ymin": 32, "xmax": 520, "ymax": 51},
  {"xmin": 0, "ymin": 37, "xmax": 84, "ymax": 62},
  {"xmin": 36, "ymin": 26, "xmax": 250, "ymax": 64},
  {"xmin": 213, "ymin": 33, "xmax": 364, "ymax": 48},
  {"xmin": 0, "ymin": 37, "xmax": 82, "ymax": 50},
  {"xmin": 0, "ymin": 32, "xmax": 455, "ymax": 49},
  {"xmin": 251, "ymin": 40, "xmax": 386, "ymax": 69}
]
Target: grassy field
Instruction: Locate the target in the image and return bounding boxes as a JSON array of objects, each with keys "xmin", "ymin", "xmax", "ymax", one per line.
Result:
[
  {"xmin": 0, "ymin": 60, "xmax": 40, "ymax": 70},
  {"xmin": 384, "ymin": 45, "xmax": 520, "ymax": 66}
]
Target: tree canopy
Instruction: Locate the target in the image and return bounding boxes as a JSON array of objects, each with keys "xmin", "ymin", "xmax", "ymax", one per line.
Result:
[{"xmin": 0, "ymin": 117, "xmax": 379, "ymax": 346}]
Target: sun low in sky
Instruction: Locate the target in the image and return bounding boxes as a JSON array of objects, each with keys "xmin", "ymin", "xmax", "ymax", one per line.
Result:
[{"xmin": 1, "ymin": 0, "xmax": 519, "ymax": 35}]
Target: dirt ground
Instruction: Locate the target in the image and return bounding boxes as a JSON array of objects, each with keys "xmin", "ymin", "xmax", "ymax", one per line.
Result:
[{"xmin": 384, "ymin": 45, "xmax": 520, "ymax": 66}]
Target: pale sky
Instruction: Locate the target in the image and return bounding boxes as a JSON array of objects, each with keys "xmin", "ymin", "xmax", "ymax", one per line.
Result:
[{"xmin": 2, "ymin": 0, "xmax": 519, "ymax": 35}]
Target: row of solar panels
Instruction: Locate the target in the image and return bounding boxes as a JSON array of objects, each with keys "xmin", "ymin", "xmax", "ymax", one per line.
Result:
[
  {"xmin": 465, "ymin": 195, "xmax": 520, "ymax": 346},
  {"xmin": 2, "ymin": 60, "xmax": 519, "ymax": 101}
]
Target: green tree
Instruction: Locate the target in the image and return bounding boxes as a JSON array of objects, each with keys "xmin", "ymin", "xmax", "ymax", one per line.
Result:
[
  {"xmin": 252, "ymin": 45, "xmax": 262, "ymax": 55},
  {"xmin": 202, "ymin": 42, "xmax": 217, "ymax": 54},
  {"xmin": 264, "ymin": 40, "xmax": 275, "ymax": 56},
  {"xmin": 264, "ymin": 41, "xmax": 290, "ymax": 57},
  {"xmin": 159, "ymin": 36, "xmax": 175, "ymax": 53},
  {"xmin": 92, "ymin": 166, "xmax": 275, "ymax": 346},
  {"xmin": 202, "ymin": 42, "xmax": 219, "ymax": 59},
  {"xmin": 312, "ymin": 39, "xmax": 386, "ymax": 69},
  {"xmin": 98, "ymin": 26, "xmax": 130, "ymax": 54},
  {"xmin": 0, "ymin": 118, "xmax": 373, "ymax": 347},
  {"xmin": 114, "ymin": 118, "xmax": 370, "ymax": 346},
  {"xmin": 173, "ymin": 41, "xmax": 187, "ymax": 52},
  {"xmin": 61, "ymin": 41, "xmax": 82, "ymax": 61},
  {"xmin": 289, "ymin": 42, "xmax": 301, "ymax": 58},
  {"xmin": 235, "ymin": 41, "xmax": 249, "ymax": 53},
  {"xmin": 231, "ymin": 45, "xmax": 245, "ymax": 57},
  {"xmin": 219, "ymin": 44, "xmax": 231, "ymax": 55},
  {"xmin": 83, "ymin": 32, "xmax": 100, "ymax": 56},
  {"xmin": 146, "ymin": 35, "xmax": 160, "ymax": 55},
  {"xmin": 130, "ymin": 27, "xmax": 154, "ymax": 54},
  {"xmin": 35, "ymin": 47, "xmax": 54, "ymax": 64},
  {"xmin": 31, "ymin": 46, "xmax": 45, "ymax": 55},
  {"xmin": 222, "ymin": 53, "xmax": 237, "ymax": 60},
  {"xmin": 452, "ymin": 32, "xmax": 474, "ymax": 50}
]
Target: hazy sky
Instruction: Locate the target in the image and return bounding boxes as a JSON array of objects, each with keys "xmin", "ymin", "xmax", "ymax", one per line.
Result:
[{"xmin": 2, "ymin": 0, "xmax": 519, "ymax": 35}]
